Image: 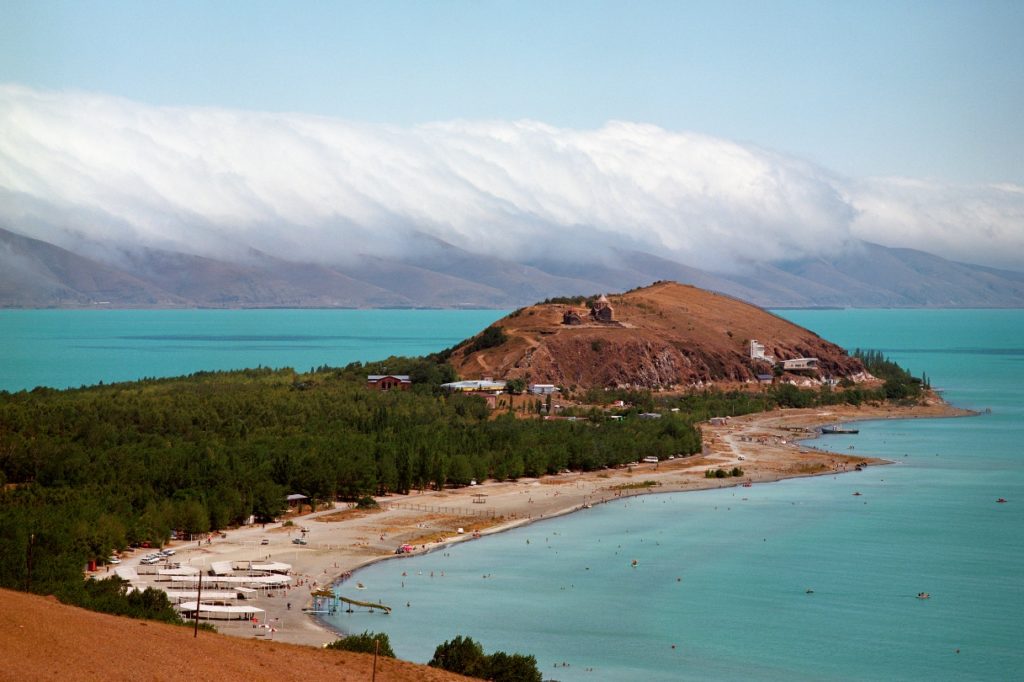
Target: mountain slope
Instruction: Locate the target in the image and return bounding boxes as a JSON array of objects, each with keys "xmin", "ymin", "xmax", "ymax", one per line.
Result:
[
  {"xmin": 119, "ymin": 248, "xmax": 409, "ymax": 307},
  {"xmin": 0, "ymin": 228, "xmax": 184, "ymax": 307},
  {"xmin": 449, "ymin": 281, "xmax": 869, "ymax": 388},
  {"xmin": 2, "ymin": 226, "xmax": 1021, "ymax": 308},
  {"xmin": 776, "ymin": 242, "xmax": 1024, "ymax": 306}
]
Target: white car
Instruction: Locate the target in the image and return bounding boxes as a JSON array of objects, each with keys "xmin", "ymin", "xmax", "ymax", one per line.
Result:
[{"xmin": 108, "ymin": 556, "xmax": 121, "ymax": 564}]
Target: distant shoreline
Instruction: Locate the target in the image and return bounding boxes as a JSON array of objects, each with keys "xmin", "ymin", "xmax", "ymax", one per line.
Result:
[{"xmin": 4, "ymin": 304, "xmax": 1023, "ymax": 311}]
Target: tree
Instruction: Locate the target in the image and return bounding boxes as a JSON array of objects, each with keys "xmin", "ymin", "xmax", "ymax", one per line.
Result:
[
  {"xmin": 326, "ymin": 631, "xmax": 395, "ymax": 657},
  {"xmin": 250, "ymin": 480, "xmax": 285, "ymax": 522},
  {"xmin": 505, "ymin": 378, "xmax": 526, "ymax": 394},
  {"xmin": 429, "ymin": 636, "xmax": 542, "ymax": 682},
  {"xmin": 448, "ymin": 454, "xmax": 474, "ymax": 487},
  {"xmin": 484, "ymin": 651, "xmax": 543, "ymax": 682},
  {"xmin": 429, "ymin": 636, "xmax": 487, "ymax": 677}
]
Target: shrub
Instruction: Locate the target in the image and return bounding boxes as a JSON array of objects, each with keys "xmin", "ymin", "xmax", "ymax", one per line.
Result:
[
  {"xmin": 326, "ymin": 631, "xmax": 395, "ymax": 657},
  {"xmin": 505, "ymin": 378, "xmax": 526, "ymax": 395},
  {"xmin": 465, "ymin": 326, "xmax": 508, "ymax": 354},
  {"xmin": 429, "ymin": 635, "xmax": 542, "ymax": 682},
  {"xmin": 429, "ymin": 635, "xmax": 487, "ymax": 677},
  {"xmin": 355, "ymin": 495, "xmax": 379, "ymax": 510}
]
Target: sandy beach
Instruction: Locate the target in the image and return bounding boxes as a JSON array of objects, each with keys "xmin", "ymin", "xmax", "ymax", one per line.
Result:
[{"xmin": 111, "ymin": 400, "xmax": 971, "ymax": 647}]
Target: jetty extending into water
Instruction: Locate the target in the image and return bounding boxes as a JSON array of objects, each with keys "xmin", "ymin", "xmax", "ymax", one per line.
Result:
[{"xmin": 307, "ymin": 590, "xmax": 392, "ymax": 615}]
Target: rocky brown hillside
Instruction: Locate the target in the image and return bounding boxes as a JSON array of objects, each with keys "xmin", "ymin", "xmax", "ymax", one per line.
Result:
[{"xmin": 449, "ymin": 281, "xmax": 869, "ymax": 389}]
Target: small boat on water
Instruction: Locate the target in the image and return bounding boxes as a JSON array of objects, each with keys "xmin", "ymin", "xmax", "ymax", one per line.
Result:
[
  {"xmin": 821, "ymin": 424, "xmax": 859, "ymax": 435},
  {"xmin": 997, "ymin": 498, "xmax": 1008, "ymax": 503}
]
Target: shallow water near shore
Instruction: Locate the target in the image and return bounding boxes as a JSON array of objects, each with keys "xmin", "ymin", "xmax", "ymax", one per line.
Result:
[{"xmin": 326, "ymin": 309, "xmax": 1024, "ymax": 680}]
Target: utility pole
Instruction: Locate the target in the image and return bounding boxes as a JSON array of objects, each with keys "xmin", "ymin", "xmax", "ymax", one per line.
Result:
[
  {"xmin": 26, "ymin": 533, "xmax": 34, "ymax": 592},
  {"xmin": 372, "ymin": 638, "xmax": 379, "ymax": 682},
  {"xmin": 193, "ymin": 570, "xmax": 203, "ymax": 638}
]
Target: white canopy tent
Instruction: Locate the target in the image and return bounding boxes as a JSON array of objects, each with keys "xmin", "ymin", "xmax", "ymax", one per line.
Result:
[
  {"xmin": 210, "ymin": 561, "xmax": 234, "ymax": 575},
  {"xmin": 168, "ymin": 574, "xmax": 291, "ymax": 588},
  {"xmin": 176, "ymin": 601, "xmax": 265, "ymax": 621},
  {"xmin": 163, "ymin": 589, "xmax": 242, "ymax": 603},
  {"xmin": 248, "ymin": 562, "xmax": 292, "ymax": 574}
]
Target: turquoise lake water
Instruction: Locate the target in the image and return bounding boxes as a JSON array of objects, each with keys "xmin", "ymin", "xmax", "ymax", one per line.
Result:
[
  {"xmin": 1, "ymin": 308, "xmax": 1021, "ymax": 679},
  {"xmin": 318, "ymin": 309, "xmax": 1022, "ymax": 681},
  {"xmin": 0, "ymin": 308, "xmax": 504, "ymax": 392}
]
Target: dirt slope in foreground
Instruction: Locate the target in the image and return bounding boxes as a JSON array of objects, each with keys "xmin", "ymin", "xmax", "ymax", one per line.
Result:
[{"xmin": 0, "ymin": 588, "xmax": 470, "ymax": 682}]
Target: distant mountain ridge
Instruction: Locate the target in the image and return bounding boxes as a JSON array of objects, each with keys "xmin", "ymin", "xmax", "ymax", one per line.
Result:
[{"xmin": 1, "ymin": 226, "xmax": 1021, "ymax": 308}]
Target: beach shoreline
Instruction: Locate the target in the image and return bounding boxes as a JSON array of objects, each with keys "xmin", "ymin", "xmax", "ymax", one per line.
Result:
[{"xmin": 114, "ymin": 399, "xmax": 971, "ymax": 647}]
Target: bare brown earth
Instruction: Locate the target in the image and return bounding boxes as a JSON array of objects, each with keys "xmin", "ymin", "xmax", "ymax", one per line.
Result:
[
  {"xmin": 449, "ymin": 281, "xmax": 869, "ymax": 388},
  {"xmin": 0, "ymin": 588, "xmax": 473, "ymax": 682}
]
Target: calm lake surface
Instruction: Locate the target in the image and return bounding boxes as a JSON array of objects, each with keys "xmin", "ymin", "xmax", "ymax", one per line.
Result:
[
  {"xmin": 2, "ymin": 308, "xmax": 1021, "ymax": 679},
  {"xmin": 324, "ymin": 309, "xmax": 1020, "ymax": 681},
  {"xmin": 0, "ymin": 308, "xmax": 504, "ymax": 392}
]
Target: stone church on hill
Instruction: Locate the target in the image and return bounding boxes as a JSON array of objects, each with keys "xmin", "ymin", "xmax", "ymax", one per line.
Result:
[
  {"xmin": 562, "ymin": 294, "xmax": 614, "ymax": 325},
  {"xmin": 590, "ymin": 294, "xmax": 614, "ymax": 322}
]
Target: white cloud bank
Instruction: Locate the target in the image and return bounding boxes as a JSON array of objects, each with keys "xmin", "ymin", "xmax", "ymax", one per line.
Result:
[{"xmin": 1, "ymin": 84, "xmax": 1021, "ymax": 272}]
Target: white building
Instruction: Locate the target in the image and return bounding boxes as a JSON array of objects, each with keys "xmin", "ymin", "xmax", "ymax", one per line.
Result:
[
  {"xmin": 529, "ymin": 384, "xmax": 559, "ymax": 395},
  {"xmin": 782, "ymin": 358, "xmax": 820, "ymax": 371},
  {"xmin": 440, "ymin": 379, "xmax": 507, "ymax": 393},
  {"xmin": 750, "ymin": 339, "xmax": 774, "ymax": 362}
]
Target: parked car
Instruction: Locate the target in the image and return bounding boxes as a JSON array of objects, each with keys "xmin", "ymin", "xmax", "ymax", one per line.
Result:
[
  {"xmin": 260, "ymin": 538, "xmax": 269, "ymax": 545},
  {"xmin": 292, "ymin": 537, "xmax": 307, "ymax": 545}
]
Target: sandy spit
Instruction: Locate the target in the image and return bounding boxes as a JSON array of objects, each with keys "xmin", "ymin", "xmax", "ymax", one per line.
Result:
[{"xmin": 109, "ymin": 401, "xmax": 970, "ymax": 648}]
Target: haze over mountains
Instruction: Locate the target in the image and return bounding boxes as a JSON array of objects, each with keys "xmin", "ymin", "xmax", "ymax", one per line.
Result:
[
  {"xmin": 2, "ymin": 86, "xmax": 1022, "ymax": 309},
  {"xmin": 2, "ymin": 226, "xmax": 1021, "ymax": 308}
]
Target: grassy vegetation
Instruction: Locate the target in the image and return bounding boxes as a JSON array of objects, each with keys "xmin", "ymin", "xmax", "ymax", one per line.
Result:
[
  {"xmin": 705, "ymin": 467, "xmax": 744, "ymax": 478},
  {"xmin": 612, "ymin": 480, "xmax": 661, "ymax": 490},
  {"xmin": 326, "ymin": 631, "xmax": 396, "ymax": 657}
]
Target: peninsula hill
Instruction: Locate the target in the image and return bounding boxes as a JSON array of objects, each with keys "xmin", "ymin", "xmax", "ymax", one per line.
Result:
[{"xmin": 449, "ymin": 281, "xmax": 869, "ymax": 389}]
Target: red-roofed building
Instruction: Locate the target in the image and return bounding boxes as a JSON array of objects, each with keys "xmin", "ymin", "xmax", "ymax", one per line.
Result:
[{"xmin": 366, "ymin": 375, "xmax": 412, "ymax": 391}]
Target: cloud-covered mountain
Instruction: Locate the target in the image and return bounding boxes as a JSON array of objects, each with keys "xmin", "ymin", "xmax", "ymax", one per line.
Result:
[
  {"xmin": 2, "ymin": 226, "xmax": 1021, "ymax": 308},
  {"xmin": 1, "ymin": 84, "xmax": 1021, "ymax": 308}
]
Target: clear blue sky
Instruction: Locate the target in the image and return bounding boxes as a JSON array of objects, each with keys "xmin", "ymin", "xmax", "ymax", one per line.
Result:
[{"xmin": 2, "ymin": 0, "xmax": 1022, "ymax": 183}]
